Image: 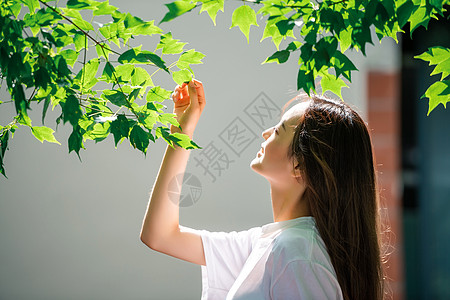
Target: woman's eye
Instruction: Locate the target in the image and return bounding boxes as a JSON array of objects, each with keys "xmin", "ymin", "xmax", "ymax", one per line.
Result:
[{"xmin": 274, "ymin": 128, "xmax": 279, "ymax": 135}]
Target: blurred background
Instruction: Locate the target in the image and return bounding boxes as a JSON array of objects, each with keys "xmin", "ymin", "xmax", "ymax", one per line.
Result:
[{"xmin": 1, "ymin": 1, "xmax": 449, "ymax": 299}]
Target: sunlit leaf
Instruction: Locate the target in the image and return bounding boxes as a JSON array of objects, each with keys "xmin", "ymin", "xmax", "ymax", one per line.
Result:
[
  {"xmin": 31, "ymin": 126, "xmax": 61, "ymax": 145},
  {"xmin": 422, "ymin": 80, "xmax": 450, "ymax": 115},
  {"xmin": 160, "ymin": 1, "xmax": 197, "ymax": 24},
  {"xmin": 199, "ymin": 0, "xmax": 224, "ymax": 25},
  {"xmin": 93, "ymin": 1, "xmax": 117, "ymax": 16},
  {"xmin": 230, "ymin": 5, "xmax": 258, "ymax": 43},
  {"xmin": 320, "ymin": 71, "xmax": 348, "ymax": 99},
  {"xmin": 415, "ymin": 46, "xmax": 450, "ymax": 80},
  {"xmin": 172, "ymin": 69, "xmax": 192, "ymax": 85},
  {"xmin": 60, "ymin": 49, "xmax": 79, "ymax": 67},
  {"xmin": 169, "ymin": 132, "xmax": 201, "ymax": 149},
  {"xmin": 156, "ymin": 32, "xmax": 186, "ymax": 54},
  {"xmin": 176, "ymin": 49, "xmax": 205, "ymax": 69},
  {"xmin": 147, "ymin": 86, "xmax": 172, "ymax": 102},
  {"xmin": 131, "ymin": 67, "xmax": 153, "ymax": 87}
]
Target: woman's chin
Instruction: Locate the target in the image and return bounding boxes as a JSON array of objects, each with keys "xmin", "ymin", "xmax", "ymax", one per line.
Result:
[{"xmin": 250, "ymin": 157, "xmax": 262, "ymax": 173}]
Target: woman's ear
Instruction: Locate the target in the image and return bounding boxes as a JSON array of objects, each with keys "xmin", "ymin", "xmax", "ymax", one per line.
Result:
[{"xmin": 291, "ymin": 163, "xmax": 302, "ymax": 179}]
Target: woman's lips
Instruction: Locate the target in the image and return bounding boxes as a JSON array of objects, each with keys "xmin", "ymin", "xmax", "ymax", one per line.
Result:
[{"xmin": 257, "ymin": 147, "xmax": 264, "ymax": 157}]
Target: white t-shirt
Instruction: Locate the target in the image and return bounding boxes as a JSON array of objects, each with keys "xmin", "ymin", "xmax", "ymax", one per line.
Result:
[{"xmin": 183, "ymin": 217, "xmax": 343, "ymax": 300}]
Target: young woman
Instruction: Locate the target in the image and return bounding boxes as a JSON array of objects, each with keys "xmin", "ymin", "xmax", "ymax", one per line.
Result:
[{"xmin": 140, "ymin": 80, "xmax": 385, "ymax": 300}]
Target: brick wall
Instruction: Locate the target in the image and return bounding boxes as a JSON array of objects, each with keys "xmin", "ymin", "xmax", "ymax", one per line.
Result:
[{"xmin": 367, "ymin": 71, "xmax": 404, "ymax": 300}]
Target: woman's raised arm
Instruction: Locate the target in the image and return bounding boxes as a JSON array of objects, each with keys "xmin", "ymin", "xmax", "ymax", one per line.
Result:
[{"xmin": 140, "ymin": 80, "xmax": 206, "ymax": 266}]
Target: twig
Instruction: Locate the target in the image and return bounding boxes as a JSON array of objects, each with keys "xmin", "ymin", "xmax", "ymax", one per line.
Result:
[{"xmin": 38, "ymin": 0, "xmax": 121, "ymax": 56}]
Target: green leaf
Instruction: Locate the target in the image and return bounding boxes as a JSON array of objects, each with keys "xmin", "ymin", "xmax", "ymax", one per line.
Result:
[
  {"xmin": 17, "ymin": 112, "xmax": 32, "ymax": 127},
  {"xmin": 168, "ymin": 132, "xmax": 201, "ymax": 149},
  {"xmin": 156, "ymin": 32, "xmax": 187, "ymax": 54},
  {"xmin": 118, "ymin": 48, "xmax": 169, "ymax": 72},
  {"xmin": 129, "ymin": 88, "xmax": 141, "ymax": 102},
  {"xmin": 0, "ymin": 129, "xmax": 10, "ymax": 177},
  {"xmin": 93, "ymin": 1, "xmax": 117, "ymax": 16},
  {"xmin": 131, "ymin": 67, "xmax": 153, "ymax": 87},
  {"xmin": 129, "ymin": 125, "xmax": 150, "ymax": 153},
  {"xmin": 75, "ymin": 58, "xmax": 99, "ymax": 90},
  {"xmin": 68, "ymin": 125, "xmax": 84, "ymax": 158},
  {"xmin": 286, "ymin": 41, "xmax": 302, "ymax": 51},
  {"xmin": 101, "ymin": 62, "xmax": 115, "ymax": 83},
  {"xmin": 136, "ymin": 106, "xmax": 158, "ymax": 130},
  {"xmin": 264, "ymin": 50, "xmax": 290, "ymax": 64},
  {"xmin": 320, "ymin": 8, "xmax": 346, "ymax": 34},
  {"xmin": 415, "ymin": 46, "xmax": 450, "ymax": 65},
  {"xmin": 9, "ymin": 2, "xmax": 22, "ymax": 17},
  {"xmin": 42, "ymin": 96, "xmax": 51, "ymax": 124},
  {"xmin": 31, "ymin": 126, "xmax": 61, "ymax": 145},
  {"xmin": 160, "ymin": 1, "xmax": 197, "ymax": 24},
  {"xmin": 260, "ymin": 16, "xmax": 295, "ymax": 50},
  {"xmin": 147, "ymin": 86, "xmax": 172, "ymax": 102},
  {"xmin": 12, "ymin": 83, "xmax": 27, "ymax": 116},
  {"xmin": 73, "ymin": 32, "xmax": 86, "ymax": 52},
  {"xmin": 172, "ymin": 69, "xmax": 192, "ymax": 85},
  {"xmin": 60, "ymin": 49, "xmax": 79, "ymax": 67},
  {"xmin": 199, "ymin": 0, "xmax": 224, "ymax": 25},
  {"xmin": 230, "ymin": 5, "xmax": 258, "ymax": 43},
  {"xmin": 397, "ymin": 0, "xmax": 415, "ymax": 28},
  {"xmin": 176, "ymin": 49, "xmax": 206, "ymax": 69},
  {"xmin": 63, "ymin": 94, "xmax": 83, "ymax": 126},
  {"xmin": 430, "ymin": 57, "xmax": 450, "ymax": 80},
  {"xmin": 422, "ymin": 80, "xmax": 450, "ymax": 115},
  {"xmin": 84, "ymin": 122, "xmax": 110, "ymax": 142},
  {"xmin": 158, "ymin": 113, "xmax": 180, "ymax": 128},
  {"xmin": 102, "ymin": 90, "xmax": 128, "ymax": 107},
  {"xmin": 409, "ymin": 4, "xmax": 432, "ymax": 37},
  {"xmin": 331, "ymin": 51, "xmax": 358, "ymax": 81},
  {"xmin": 351, "ymin": 22, "xmax": 373, "ymax": 55},
  {"xmin": 297, "ymin": 67, "xmax": 315, "ymax": 94},
  {"xmin": 114, "ymin": 64, "xmax": 134, "ymax": 82},
  {"xmin": 96, "ymin": 43, "xmax": 111, "ymax": 59},
  {"xmin": 110, "ymin": 114, "xmax": 130, "ymax": 146},
  {"xmin": 320, "ymin": 71, "xmax": 348, "ymax": 99},
  {"xmin": 34, "ymin": 67, "xmax": 51, "ymax": 89},
  {"xmin": 415, "ymin": 46, "xmax": 450, "ymax": 80},
  {"xmin": 23, "ymin": 0, "xmax": 40, "ymax": 14},
  {"xmin": 147, "ymin": 102, "xmax": 165, "ymax": 113},
  {"xmin": 67, "ymin": 0, "xmax": 98, "ymax": 10},
  {"xmin": 124, "ymin": 14, "xmax": 163, "ymax": 36},
  {"xmin": 73, "ymin": 18, "xmax": 94, "ymax": 31}
]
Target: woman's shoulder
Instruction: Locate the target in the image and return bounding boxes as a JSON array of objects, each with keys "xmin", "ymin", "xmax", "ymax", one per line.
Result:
[{"xmin": 270, "ymin": 218, "xmax": 332, "ymax": 268}]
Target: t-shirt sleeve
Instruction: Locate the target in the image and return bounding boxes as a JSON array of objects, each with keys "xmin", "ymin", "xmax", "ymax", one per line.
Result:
[
  {"xmin": 270, "ymin": 260, "xmax": 343, "ymax": 300},
  {"xmin": 180, "ymin": 225, "xmax": 261, "ymax": 300}
]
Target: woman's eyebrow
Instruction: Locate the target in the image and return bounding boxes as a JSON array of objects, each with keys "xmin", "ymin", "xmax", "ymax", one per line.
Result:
[{"xmin": 281, "ymin": 121, "xmax": 286, "ymax": 131}]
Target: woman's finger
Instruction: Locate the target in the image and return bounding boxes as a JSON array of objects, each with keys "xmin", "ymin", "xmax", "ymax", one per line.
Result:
[
  {"xmin": 192, "ymin": 79, "xmax": 205, "ymax": 109},
  {"xmin": 187, "ymin": 81, "xmax": 198, "ymax": 109},
  {"xmin": 180, "ymin": 84, "xmax": 189, "ymax": 100}
]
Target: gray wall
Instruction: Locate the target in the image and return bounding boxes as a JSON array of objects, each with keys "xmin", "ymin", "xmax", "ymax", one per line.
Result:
[{"xmin": 0, "ymin": 1, "xmax": 396, "ymax": 299}]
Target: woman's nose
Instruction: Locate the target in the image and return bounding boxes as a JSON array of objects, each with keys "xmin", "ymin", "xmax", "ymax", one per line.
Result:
[{"xmin": 262, "ymin": 127, "xmax": 273, "ymax": 140}]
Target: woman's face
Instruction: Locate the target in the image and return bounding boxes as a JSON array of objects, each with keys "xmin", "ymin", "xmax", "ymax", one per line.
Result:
[{"xmin": 250, "ymin": 101, "xmax": 309, "ymax": 184}]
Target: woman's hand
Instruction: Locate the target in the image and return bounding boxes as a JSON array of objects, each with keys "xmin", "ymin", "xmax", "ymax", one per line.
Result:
[{"xmin": 171, "ymin": 79, "xmax": 205, "ymax": 138}]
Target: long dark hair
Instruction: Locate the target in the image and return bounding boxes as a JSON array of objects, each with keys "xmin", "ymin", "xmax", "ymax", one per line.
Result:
[{"xmin": 286, "ymin": 94, "xmax": 384, "ymax": 300}]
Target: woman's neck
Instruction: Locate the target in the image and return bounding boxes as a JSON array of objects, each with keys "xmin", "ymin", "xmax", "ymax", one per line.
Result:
[{"xmin": 269, "ymin": 182, "xmax": 310, "ymax": 222}]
